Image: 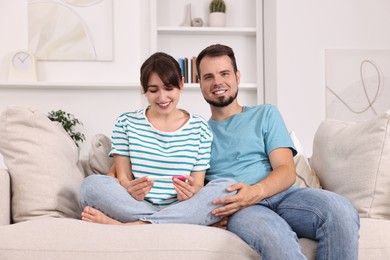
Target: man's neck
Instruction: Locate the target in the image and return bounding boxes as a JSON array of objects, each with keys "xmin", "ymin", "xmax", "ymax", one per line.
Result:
[{"xmin": 210, "ymin": 102, "xmax": 243, "ymax": 121}]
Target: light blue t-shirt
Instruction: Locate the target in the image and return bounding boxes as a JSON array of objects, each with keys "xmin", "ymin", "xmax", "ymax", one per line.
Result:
[{"xmin": 206, "ymin": 104, "xmax": 296, "ymax": 185}]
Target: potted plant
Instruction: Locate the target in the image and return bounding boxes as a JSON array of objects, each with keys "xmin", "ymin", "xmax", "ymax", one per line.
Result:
[
  {"xmin": 209, "ymin": 0, "xmax": 226, "ymax": 27},
  {"xmin": 47, "ymin": 109, "xmax": 86, "ymax": 147}
]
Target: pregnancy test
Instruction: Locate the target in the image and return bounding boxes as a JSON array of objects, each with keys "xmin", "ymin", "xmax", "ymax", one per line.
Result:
[{"xmin": 147, "ymin": 176, "xmax": 186, "ymax": 181}]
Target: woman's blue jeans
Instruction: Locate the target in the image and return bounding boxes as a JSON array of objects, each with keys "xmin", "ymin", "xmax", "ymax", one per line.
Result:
[
  {"xmin": 80, "ymin": 174, "xmax": 236, "ymax": 225},
  {"xmin": 227, "ymin": 187, "xmax": 360, "ymax": 260}
]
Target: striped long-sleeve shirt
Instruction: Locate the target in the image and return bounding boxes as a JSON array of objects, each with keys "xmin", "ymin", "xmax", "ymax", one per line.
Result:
[{"xmin": 109, "ymin": 108, "xmax": 213, "ymax": 207}]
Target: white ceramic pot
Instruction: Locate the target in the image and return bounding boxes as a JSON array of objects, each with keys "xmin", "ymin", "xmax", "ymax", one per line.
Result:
[{"xmin": 209, "ymin": 12, "xmax": 226, "ymax": 27}]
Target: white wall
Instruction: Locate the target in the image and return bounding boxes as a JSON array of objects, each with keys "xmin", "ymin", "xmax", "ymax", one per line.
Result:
[
  {"xmin": 0, "ymin": 0, "xmax": 151, "ymax": 166},
  {"xmin": 264, "ymin": 0, "xmax": 390, "ymax": 156},
  {"xmin": 0, "ymin": 0, "xmax": 150, "ymax": 82}
]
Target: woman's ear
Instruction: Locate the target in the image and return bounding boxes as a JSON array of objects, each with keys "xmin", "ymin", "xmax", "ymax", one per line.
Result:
[{"xmin": 180, "ymin": 76, "xmax": 185, "ymax": 90}]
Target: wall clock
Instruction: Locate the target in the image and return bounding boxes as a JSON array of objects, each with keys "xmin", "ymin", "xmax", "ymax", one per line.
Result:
[{"xmin": 8, "ymin": 50, "xmax": 38, "ymax": 81}]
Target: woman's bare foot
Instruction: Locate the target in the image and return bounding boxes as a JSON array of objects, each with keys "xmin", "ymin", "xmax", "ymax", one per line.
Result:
[
  {"xmin": 81, "ymin": 206, "xmax": 148, "ymax": 225},
  {"xmin": 81, "ymin": 206, "xmax": 121, "ymax": 224}
]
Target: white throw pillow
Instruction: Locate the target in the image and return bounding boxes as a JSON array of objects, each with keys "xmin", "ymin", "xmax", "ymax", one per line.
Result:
[
  {"xmin": 290, "ymin": 131, "xmax": 321, "ymax": 189},
  {"xmin": 0, "ymin": 107, "xmax": 84, "ymax": 223},
  {"xmin": 311, "ymin": 110, "xmax": 390, "ymax": 219},
  {"xmin": 87, "ymin": 133, "xmax": 113, "ymax": 175}
]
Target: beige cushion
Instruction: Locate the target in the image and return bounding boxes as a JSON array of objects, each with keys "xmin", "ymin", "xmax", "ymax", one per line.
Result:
[
  {"xmin": 0, "ymin": 169, "xmax": 10, "ymax": 225},
  {"xmin": 0, "ymin": 218, "xmax": 259, "ymax": 260},
  {"xmin": 87, "ymin": 133, "xmax": 113, "ymax": 175},
  {"xmin": 311, "ymin": 110, "xmax": 390, "ymax": 219},
  {"xmin": 359, "ymin": 218, "xmax": 390, "ymax": 259},
  {"xmin": 0, "ymin": 107, "xmax": 84, "ymax": 223},
  {"xmin": 290, "ymin": 132, "xmax": 321, "ymax": 189}
]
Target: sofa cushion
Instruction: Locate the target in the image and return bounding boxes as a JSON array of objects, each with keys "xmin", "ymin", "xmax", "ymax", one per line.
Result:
[
  {"xmin": 311, "ymin": 109, "xmax": 390, "ymax": 219},
  {"xmin": 0, "ymin": 107, "xmax": 84, "ymax": 223},
  {"xmin": 0, "ymin": 218, "xmax": 260, "ymax": 260},
  {"xmin": 0, "ymin": 169, "xmax": 10, "ymax": 225},
  {"xmin": 359, "ymin": 217, "xmax": 390, "ymax": 259}
]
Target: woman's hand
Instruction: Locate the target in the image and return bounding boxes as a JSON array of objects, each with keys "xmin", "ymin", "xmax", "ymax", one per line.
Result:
[
  {"xmin": 173, "ymin": 175, "xmax": 199, "ymax": 201},
  {"xmin": 120, "ymin": 176, "xmax": 153, "ymax": 201}
]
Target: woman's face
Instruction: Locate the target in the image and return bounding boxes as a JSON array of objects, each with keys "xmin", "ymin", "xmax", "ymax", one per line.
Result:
[{"xmin": 144, "ymin": 72, "xmax": 183, "ymax": 115}]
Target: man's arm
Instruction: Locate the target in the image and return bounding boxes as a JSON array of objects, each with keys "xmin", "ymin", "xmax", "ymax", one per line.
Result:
[{"xmin": 212, "ymin": 147, "xmax": 296, "ymax": 217}]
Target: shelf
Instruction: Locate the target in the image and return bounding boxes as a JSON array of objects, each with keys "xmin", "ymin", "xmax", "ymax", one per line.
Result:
[
  {"xmin": 0, "ymin": 82, "xmax": 257, "ymax": 90},
  {"xmin": 184, "ymin": 83, "xmax": 256, "ymax": 90},
  {"xmin": 157, "ymin": 26, "xmax": 256, "ymax": 36},
  {"xmin": 0, "ymin": 82, "xmax": 140, "ymax": 90}
]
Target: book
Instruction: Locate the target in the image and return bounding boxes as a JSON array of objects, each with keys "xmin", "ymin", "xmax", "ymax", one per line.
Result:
[
  {"xmin": 178, "ymin": 58, "xmax": 185, "ymax": 80},
  {"xmin": 191, "ymin": 56, "xmax": 198, "ymax": 83},
  {"xmin": 184, "ymin": 57, "xmax": 189, "ymax": 83}
]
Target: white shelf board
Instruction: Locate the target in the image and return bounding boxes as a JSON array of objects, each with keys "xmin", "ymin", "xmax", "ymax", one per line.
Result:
[
  {"xmin": 0, "ymin": 81, "xmax": 140, "ymax": 90},
  {"xmin": 184, "ymin": 83, "xmax": 256, "ymax": 90},
  {"xmin": 0, "ymin": 82, "xmax": 256, "ymax": 90},
  {"xmin": 157, "ymin": 26, "xmax": 257, "ymax": 36}
]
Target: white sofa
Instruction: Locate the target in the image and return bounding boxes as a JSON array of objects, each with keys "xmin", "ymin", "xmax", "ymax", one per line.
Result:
[{"xmin": 0, "ymin": 106, "xmax": 389, "ymax": 259}]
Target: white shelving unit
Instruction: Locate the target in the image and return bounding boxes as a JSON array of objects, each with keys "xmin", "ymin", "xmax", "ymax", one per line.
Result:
[{"xmin": 149, "ymin": 0, "xmax": 263, "ymax": 119}]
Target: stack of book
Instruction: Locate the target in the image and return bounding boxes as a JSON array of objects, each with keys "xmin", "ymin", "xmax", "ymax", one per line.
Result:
[{"xmin": 178, "ymin": 57, "xmax": 199, "ymax": 83}]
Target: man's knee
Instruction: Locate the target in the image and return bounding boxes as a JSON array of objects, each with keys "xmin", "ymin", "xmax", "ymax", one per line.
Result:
[{"xmin": 208, "ymin": 177, "xmax": 236, "ymax": 187}]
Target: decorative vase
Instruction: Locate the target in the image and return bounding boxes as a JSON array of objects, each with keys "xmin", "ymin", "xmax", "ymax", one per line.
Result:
[
  {"xmin": 181, "ymin": 3, "xmax": 192, "ymax": 27},
  {"xmin": 209, "ymin": 12, "xmax": 226, "ymax": 27}
]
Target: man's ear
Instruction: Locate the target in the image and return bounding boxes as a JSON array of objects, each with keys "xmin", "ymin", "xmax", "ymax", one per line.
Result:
[{"xmin": 236, "ymin": 70, "xmax": 241, "ymax": 84}]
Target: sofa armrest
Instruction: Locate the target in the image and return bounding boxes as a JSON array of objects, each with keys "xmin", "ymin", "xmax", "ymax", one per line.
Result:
[{"xmin": 0, "ymin": 168, "xmax": 11, "ymax": 225}]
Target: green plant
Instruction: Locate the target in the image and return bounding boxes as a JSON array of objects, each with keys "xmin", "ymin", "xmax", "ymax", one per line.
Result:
[
  {"xmin": 209, "ymin": 0, "xmax": 226, "ymax": 13},
  {"xmin": 48, "ymin": 109, "xmax": 86, "ymax": 147}
]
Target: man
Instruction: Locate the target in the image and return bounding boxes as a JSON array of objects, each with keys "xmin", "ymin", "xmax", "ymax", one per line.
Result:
[{"xmin": 196, "ymin": 44, "xmax": 360, "ymax": 259}]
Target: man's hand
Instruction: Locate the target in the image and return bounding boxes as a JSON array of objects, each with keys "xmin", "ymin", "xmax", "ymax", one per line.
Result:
[
  {"xmin": 211, "ymin": 182, "xmax": 263, "ymax": 218},
  {"xmin": 120, "ymin": 177, "xmax": 153, "ymax": 201}
]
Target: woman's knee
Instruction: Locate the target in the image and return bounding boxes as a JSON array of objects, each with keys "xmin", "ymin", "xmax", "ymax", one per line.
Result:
[{"xmin": 80, "ymin": 175, "xmax": 113, "ymax": 198}]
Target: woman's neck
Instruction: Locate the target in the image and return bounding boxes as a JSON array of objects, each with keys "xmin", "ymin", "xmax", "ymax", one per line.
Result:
[{"xmin": 146, "ymin": 107, "xmax": 189, "ymax": 132}]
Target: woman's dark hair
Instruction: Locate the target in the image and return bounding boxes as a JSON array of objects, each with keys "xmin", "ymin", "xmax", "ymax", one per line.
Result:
[
  {"xmin": 196, "ymin": 44, "xmax": 238, "ymax": 77},
  {"xmin": 140, "ymin": 52, "xmax": 182, "ymax": 93}
]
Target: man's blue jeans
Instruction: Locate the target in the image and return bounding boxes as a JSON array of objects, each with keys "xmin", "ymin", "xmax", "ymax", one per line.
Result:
[
  {"xmin": 80, "ymin": 175, "xmax": 236, "ymax": 225},
  {"xmin": 228, "ymin": 187, "xmax": 360, "ymax": 260}
]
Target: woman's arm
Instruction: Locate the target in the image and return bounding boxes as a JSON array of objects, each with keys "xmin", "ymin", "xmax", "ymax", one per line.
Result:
[
  {"xmin": 114, "ymin": 154, "xmax": 133, "ymax": 186},
  {"xmin": 113, "ymin": 155, "xmax": 153, "ymax": 201},
  {"xmin": 174, "ymin": 171, "xmax": 205, "ymax": 201}
]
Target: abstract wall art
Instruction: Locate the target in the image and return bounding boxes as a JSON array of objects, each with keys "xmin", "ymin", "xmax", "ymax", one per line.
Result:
[
  {"xmin": 28, "ymin": 0, "xmax": 113, "ymax": 61},
  {"xmin": 325, "ymin": 49, "xmax": 390, "ymax": 121}
]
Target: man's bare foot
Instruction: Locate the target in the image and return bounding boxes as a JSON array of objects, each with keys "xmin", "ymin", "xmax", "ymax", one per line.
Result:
[{"xmin": 81, "ymin": 206, "xmax": 148, "ymax": 225}]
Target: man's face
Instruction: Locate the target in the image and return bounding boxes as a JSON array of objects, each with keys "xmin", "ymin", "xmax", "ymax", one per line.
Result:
[{"xmin": 198, "ymin": 55, "xmax": 240, "ymax": 107}]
